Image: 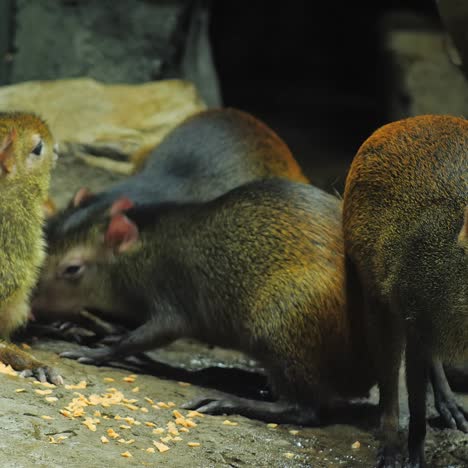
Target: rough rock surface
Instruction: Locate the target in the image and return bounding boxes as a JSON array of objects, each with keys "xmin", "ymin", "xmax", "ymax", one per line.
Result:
[{"xmin": 0, "ymin": 78, "xmax": 206, "ymax": 175}]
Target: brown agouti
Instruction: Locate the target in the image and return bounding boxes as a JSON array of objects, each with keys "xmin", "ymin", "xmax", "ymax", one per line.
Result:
[
  {"xmin": 56, "ymin": 107, "xmax": 309, "ymax": 235},
  {"xmin": 32, "ymin": 179, "xmax": 375, "ymax": 423},
  {"xmin": 343, "ymin": 115, "xmax": 468, "ymax": 467},
  {"xmin": 0, "ymin": 112, "xmax": 62, "ymax": 384}
]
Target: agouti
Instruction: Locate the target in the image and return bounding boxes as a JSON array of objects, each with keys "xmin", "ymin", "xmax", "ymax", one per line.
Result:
[
  {"xmin": 0, "ymin": 112, "xmax": 62, "ymax": 384},
  {"xmin": 32, "ymin": 179, "xmax": 375, "ymax": 423},
  {"xmin": 57, "ymin": 107, "xmax": 309, "ymax": 235},
  {"xmin": 342, "ymin": 114, "xmax": 468, "ymax": 467}
]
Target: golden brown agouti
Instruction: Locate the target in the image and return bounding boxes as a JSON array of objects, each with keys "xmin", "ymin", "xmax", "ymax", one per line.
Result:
[
  {"xmin": 57, "ymin": 107, "xmax": 309, "ymax": 235},
  {"xmin": 0, "ymin": 112, "xmax": 62, "ymax": 384},
  {"xmin": 32, "ymin": 179, "xmax": 375, "ymax": 423},
  {"xmin": 343, "ymin": 115, "xmax": 468, "ymax": 467}
]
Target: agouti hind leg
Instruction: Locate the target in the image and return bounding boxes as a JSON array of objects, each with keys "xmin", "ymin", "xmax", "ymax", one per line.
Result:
[
  {"xmin": 182, "ymin": 395, "xmax": 320, "ymax": 425},
  {"xmin": 431, "ymin": 358, "xmax": 468, "ymax": 431},
  {"xmin": 405, "ymin": 330, "xmax": 429, "ymax": 468},
  {"xmin": 366, "ymin": 295, "xmax": 404, "ymax": 468}
]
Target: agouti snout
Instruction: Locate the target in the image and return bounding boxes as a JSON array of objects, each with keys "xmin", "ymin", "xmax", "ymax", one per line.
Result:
[{"xmin": 33, "ymin": 179, "xmax": 374, "ymax": 424}]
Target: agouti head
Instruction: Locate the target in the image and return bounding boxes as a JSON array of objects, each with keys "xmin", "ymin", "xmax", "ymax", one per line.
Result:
[
  {"xmin": 32, "ymin": 197, "xmax": 139, "ymax": 323},
  {"xmin": 0, "ymin": 112, "xmax": 57, "ymax": 198}
]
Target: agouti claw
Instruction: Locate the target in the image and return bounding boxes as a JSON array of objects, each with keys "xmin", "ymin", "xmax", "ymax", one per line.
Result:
[
  {"xmin": 19, "ymin": 366, "xmax": 64, "ymax": 385},
  {"xmin": 182, "ymin": 396, "xmax": 236, "ymax": 415},
  {"xmin": 60, "ymin": 346, "xmax": 111, "ymax": 366},
  {"xmin": 435, "ymin": 398, "xmax": 468, "ymax": 432}
]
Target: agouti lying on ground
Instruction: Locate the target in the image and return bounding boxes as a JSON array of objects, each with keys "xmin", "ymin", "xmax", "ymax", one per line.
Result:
[
  {"xmin": 0, "ymin": 112, "xmax": 62, "ymax": 384},
  {"xmin": 343, "ymin": 114, "xmax": 468, "ymax": 467},
  {"xmin": 32, "ymin": 179, "xmax": 375, "ymax": 423},
  {"xmin": 57, "ymin": 107, "xmax": 309, "ymax": 236}
]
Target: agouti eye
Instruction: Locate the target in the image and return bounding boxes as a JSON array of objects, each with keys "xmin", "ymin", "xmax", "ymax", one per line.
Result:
[
  {"xmin": 31, "ymin": 140, "xmax": 43, "ymax": 156},
  {"xmin": 60, "ymin": 264, "xmax": 85, "ymax": 280}
]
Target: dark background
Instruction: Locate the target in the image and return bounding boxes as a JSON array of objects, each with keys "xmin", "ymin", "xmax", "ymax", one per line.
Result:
[{"xmin": 209, "ymin": 0, "xmax": 440, "ymax": 189}]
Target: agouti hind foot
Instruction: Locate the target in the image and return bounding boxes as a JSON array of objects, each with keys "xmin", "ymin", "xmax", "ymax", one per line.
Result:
[
  {"xmin": 182, "ymin": 395, "xmax": 320, "ymax": 425},
  {"xmin": 375, "ymin": 446, "xmax": 403, "ymax": 468}
]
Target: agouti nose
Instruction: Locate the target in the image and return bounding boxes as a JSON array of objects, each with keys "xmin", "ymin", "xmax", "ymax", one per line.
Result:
[{"xmin": 0, "ymin": 129, "xmax": 16, "ymax": 175}]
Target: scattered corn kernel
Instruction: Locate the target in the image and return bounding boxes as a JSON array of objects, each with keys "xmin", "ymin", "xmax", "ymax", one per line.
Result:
[
  {"xmin": 289, "ymin": 430, "xmax": 299, "ymax": 435},
  {"xmin": 15, "ymin": 388, "xmax": 26, "ymax": 393},
  {"xmin": 35, "ymin": 389, "xmax": 53, "ymax": 396},
  {"xmin": 152, "ymin": 428, "xmax": 165, "ymax": 435},
  {"xmin": 21, "ymin": 342, "xmax": 31, "ymax": 350},
  {"xmin": 267, "ymin": 423, "xmax": 278, "ymax": 429},
  {"xmin": 351, "ymin": 441, "xmax": 361, "ymax": 449},
  {"xmin": 284, "ymin": 452, "xmax": 294, "ymax": 459},
  {"xmin": 123, "ymin": 375, "xmax": 137, "ymax": 383},
  {"xmin": 59, "ymin": 409, "xmax": 73, "ymax": 418},
  {"xmin": 45, "ymin": 397, "xmax": 59, "ymax": 403},
  {"xmin": 187, "ymin": 410, "xmax": 204, "ymax": 418},
  {"xmin": 41, "ymin": 415, "xmax": 53, "ymax": 420},
  {"xmin": 65, "ymin": 380, "xmax": 87, "ymax": 390},
  {"xmin": 103, "ymin": 377, "xmax": 114, "ymax": 383},
  {"xmin": 140, "ymin": 407, "xmax": 149, "ymax": 413},
  {"xmin": 146, "ymin": 447, "xmax": 155, "ymax": 453},
  {"xmin": 101, "ymin": 436, "xmax": 109, "ymax": 444},
  {"xmin": 157, "ymin": 402, "xmax": 169, "ymax": 409},
  {"xmin": 153, "ymin": 441, "xmax": 170, "ymax": 453},
  {"xmin": 222, "ymin": 420, "xmax": 238, "ymax": 426},
  {"xmin": 120, "ymin": 451, "xmax": 132, "ymax": 458},
  {"xmin": 187, "ymin": 442, "xmax": 200, "ymax": 447},
  {"xmin": 107, "ymin": 428, "xmax": 119, "ymax": 439},
  {"xmin": 178, "ymin": 382, "xmax": 191, "ymax": 387},
  {"xmin": 83, "ymin": 418, "xmax": 98, "ymax": 431},
  {"xmin": 120, "ymin": 425, "xmax": 131, "ymax": 430},
  {"xmin": 33, "ymin": 381, "xmax": 56, "ymax": 388},
  {"xmin": 131, "ymin": 387, "xmax": 140, "ymax": 393},
  {"xmin": 145, "ymin": 422, "xmax": 156, "ymax": 428},
  {"xmin": 167, "ymin": 401, "xmax": 176, "ymax": 407},
  {"xmin": 144, "ymin": 397, "xmax": 154, "ymax": 405}
]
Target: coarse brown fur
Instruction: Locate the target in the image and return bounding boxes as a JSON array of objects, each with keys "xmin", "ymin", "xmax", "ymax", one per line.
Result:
[{"xmin": 343, "ymin": 114, "xmax": 468, "ymax": 467}]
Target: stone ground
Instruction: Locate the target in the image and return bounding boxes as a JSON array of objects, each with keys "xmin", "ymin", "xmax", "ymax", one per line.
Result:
[{"xmin": 1, "ymin": 153, "xmax": 467, "ymax": 467}]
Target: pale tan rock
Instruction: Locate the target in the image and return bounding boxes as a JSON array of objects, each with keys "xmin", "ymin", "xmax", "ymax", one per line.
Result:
[{"xmin": 0, "ymin": 77, "xmax": 206, "ymax": 175}]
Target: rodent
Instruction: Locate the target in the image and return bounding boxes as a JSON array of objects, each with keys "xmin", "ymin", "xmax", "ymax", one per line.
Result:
[
  {"xmin": 342, "ymin": 114, "xmax": 468, "ymax": 467},
  {"xmin": 32, "ymin": 178, "xmax": 374, "ymax": 424},
  {"xmin": 0, "ymin": 112, "xmax": 62, "ymax": 384},
  {"xmin": 57, "ymin": 107, "xmax": 309, "ymax": 235}
]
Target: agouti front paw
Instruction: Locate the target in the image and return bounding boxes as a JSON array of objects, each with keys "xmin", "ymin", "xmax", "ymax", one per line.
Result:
[
  {"xmin": 20, "ymin": 366, "xmax": 64, "ymax": 386},
  {"xmin": 434, "ymin": 393, "xmax": 468, "ymax": 432},
  {"xmin": 60, "ymin": 346, "xmax": 112, "ymax": 365}
]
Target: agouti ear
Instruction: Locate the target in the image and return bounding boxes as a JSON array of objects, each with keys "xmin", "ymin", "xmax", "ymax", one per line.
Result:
[
  {"xmin": 458, "ymin": 206, "xmax": 468, "ymax": 247},
  {"xmin": 71, "ymin": 187, "xmax": 94, "ymax": 208},
  {"xmin": 105, "ymin": 214, "xmax": 139, "ymax": 253},
  {"xmin": 0, "ymin": 129, "xmax": 16, "ymax": 174},
  {"xmin": 110, "ymin": 197, "xmax": 134, "ymax": 217}
]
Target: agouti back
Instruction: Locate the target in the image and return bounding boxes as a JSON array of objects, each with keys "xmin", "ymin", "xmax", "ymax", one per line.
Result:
[
  {"xmin": 58, "ymin": 108, "xmax": 309, "ymax": 234},
  {"xmin": 0, "ymin": 112, "xmax": 62, "ymax": 384},
  {"xmin": 343, "ymin": 115, "xmax": 468, "ymax": 467},
  {"xmin": 33, "ymin": 179, "xmax": 374, "ymax": 423}
]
